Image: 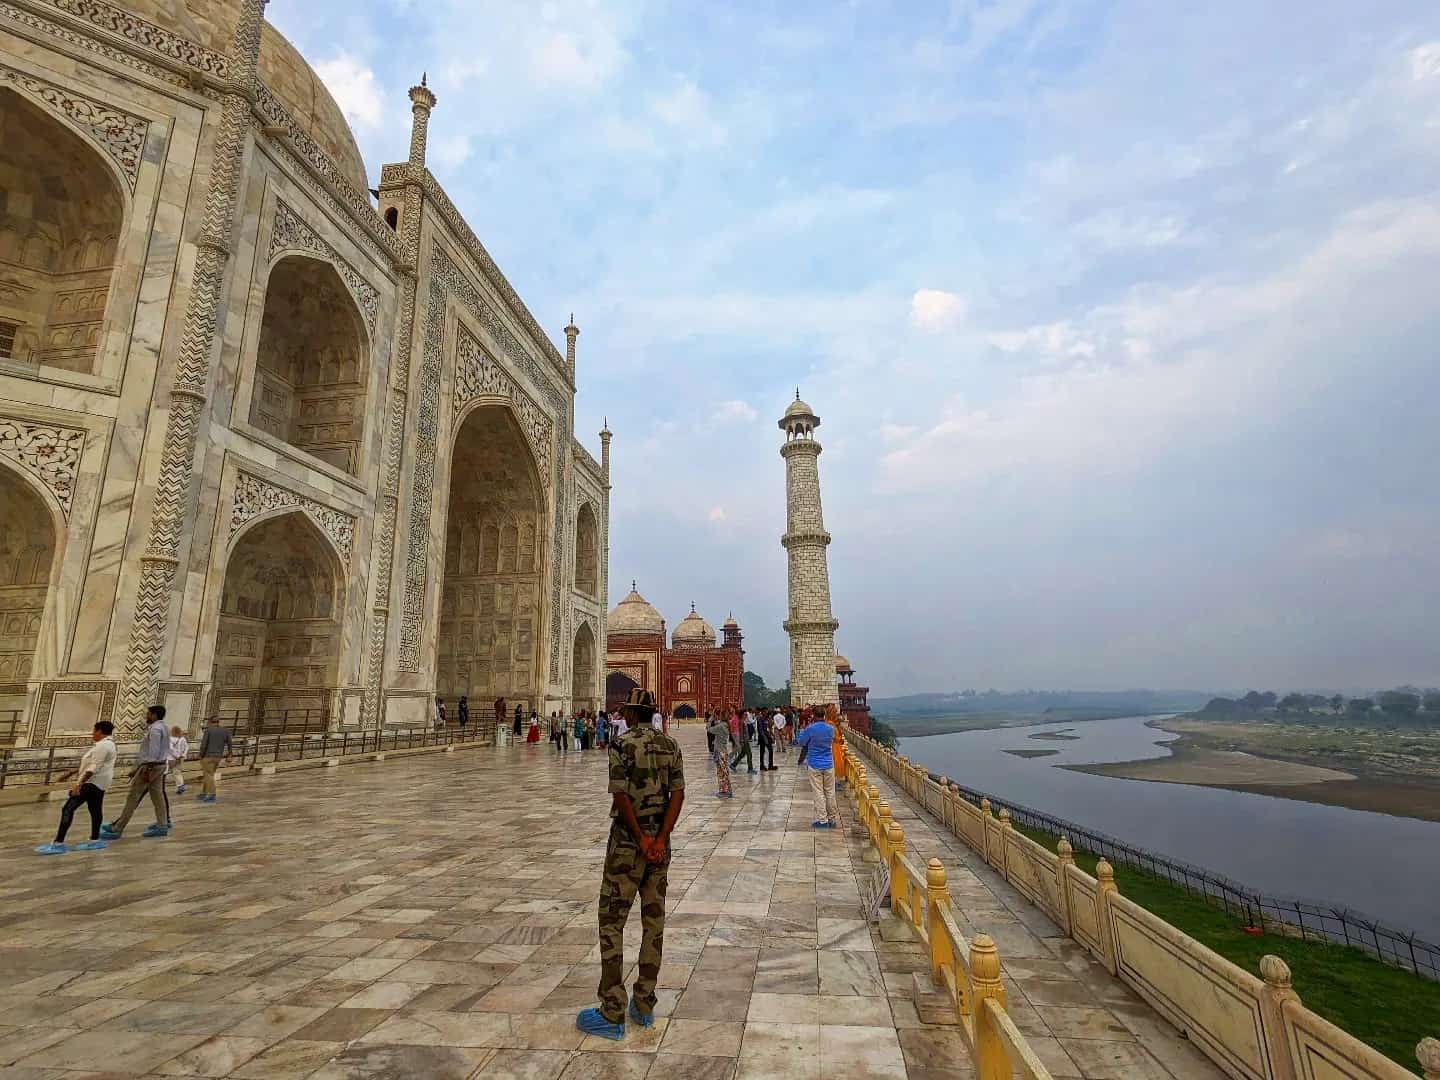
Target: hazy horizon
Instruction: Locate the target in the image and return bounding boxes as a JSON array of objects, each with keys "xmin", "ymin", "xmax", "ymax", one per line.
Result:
[{"xmin": 276, "ymin": 1, "xmax": 1440, "ymax": 696}]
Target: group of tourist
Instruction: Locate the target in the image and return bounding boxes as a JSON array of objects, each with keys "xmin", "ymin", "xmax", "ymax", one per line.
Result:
[
  {"xmin": 34, "ymin": 705, "xmax": 235, "ymax": 855},
  {"xmin": 702, "ymin": 703, "xmax": 840, "ymax": 826}
]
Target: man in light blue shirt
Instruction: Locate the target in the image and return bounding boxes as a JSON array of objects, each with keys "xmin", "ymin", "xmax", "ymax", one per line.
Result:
[
  {"xmin": 102, "ymin": 705, "xmax": 173, "ymax": 839},
  {"xmin": 794, "ymin": 710, "xmax": 838, "ymax": 828}
]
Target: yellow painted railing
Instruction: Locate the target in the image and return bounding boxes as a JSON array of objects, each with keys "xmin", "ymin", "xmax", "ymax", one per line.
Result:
[
  {"xmin": 846, "ymin": 730, "xmax": 1440, "ymax": 1080},
  {"xmin": 848, "ymin": 755, "xmax": 1053, "ymax": 1080}
]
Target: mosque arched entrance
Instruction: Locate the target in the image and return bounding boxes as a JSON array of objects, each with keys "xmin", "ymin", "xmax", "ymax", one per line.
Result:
[
  {"xmin": 673, "ymin": 704, "xmax": 696, "ymax": 720},
  {"xmin": 0, "ymin": 465, "xmax": 59, "ymax": 739},
  {"xmin": 211, "ymin": 512, "xmax": 343, "ymax": 731},
  {"xmin": 249, "ymin": 255, "xmax": 369, "ymax": 475},
  {"xmin": 0, "ymin": 88, "xmax": 123, "ymax": 375},
  {"xmin": 605, "ymin": 670, "xmax": 637, "ymax": 713},
  {"xmin": 571, "ymin": 622, "xmax": 596, "ymax": 713},
  {"xmin": 437, "ymin": 404, "xmax": 545, "ymax": 715}
]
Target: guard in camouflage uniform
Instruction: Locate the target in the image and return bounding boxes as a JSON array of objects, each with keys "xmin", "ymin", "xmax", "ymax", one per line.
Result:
[{"xmin": 576, "ymin": 688, "xmax": 685, "ymax": 1040}]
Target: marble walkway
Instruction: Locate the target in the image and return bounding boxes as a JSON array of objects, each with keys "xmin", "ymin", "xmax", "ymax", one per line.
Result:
[{"xmin": 0, "ymin": 727, "xmax": 1219, "ymax": 1079}]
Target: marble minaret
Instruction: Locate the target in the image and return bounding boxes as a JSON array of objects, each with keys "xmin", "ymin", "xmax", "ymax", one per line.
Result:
[{"xmin": 779, "ymin": 392, "xmax": 840, "ymax": 708}]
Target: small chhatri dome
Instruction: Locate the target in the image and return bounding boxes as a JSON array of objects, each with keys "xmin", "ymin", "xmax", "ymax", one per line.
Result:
[
  {"xmin": 672, "ymin": 602, "xmax": 717, "ymax": 646},
  {"xmin": 723, "ymin": 612, "xmax": 738, "ymax": 628},
  {"xmin": 835, "ymin": 655, "xmax": 853, "ymax": 673},
  {"xmin": 607, "ymin": 582, "xmax": 664, "ymax": 636}
]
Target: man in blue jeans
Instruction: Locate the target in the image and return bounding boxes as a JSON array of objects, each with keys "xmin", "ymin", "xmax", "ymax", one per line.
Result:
[{"xmin": 794, "ymin": 708, "xmax": 837, "ymax": 828}]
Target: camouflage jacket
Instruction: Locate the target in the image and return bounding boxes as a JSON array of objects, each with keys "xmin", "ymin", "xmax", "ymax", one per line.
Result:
[{"xmin": 609, "ymin": 724, "xmax": 685, "ymax": 824}]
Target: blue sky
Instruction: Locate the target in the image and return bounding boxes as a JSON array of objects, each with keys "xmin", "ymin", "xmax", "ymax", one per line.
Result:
[{"xmin": 271, "ymin": 0, "xmax": 1440, "ymax": 695}]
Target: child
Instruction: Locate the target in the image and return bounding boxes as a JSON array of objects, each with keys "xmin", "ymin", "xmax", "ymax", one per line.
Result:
[
  {"xmin": 168, "ymin": 724, "xmax": 189, "ymax": 798},
  {"xmin": 36, "ymin": 721, "xmax": 116, "ymax": 854}
]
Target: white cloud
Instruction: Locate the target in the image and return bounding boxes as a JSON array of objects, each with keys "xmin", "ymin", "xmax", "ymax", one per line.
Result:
[
  {"xmin": 714, "ymin": 400, "xmax": 759, "ymax": 423},
  {"xmin": 313, "ymin": 53, "xmax": 385, "ymax": 134},
  {"xmin": 533, "ymin": 31, "xmax": 626, "ymax": 92},
  {"xmin": 707, "ymin": 506, "xmax": 728, "ymax": 522},
  {"xmin": 1410, "ymin": 42, "xmax": 1440, "ymax": 82},
  {"xmin": 651, "ymin": 80, "xmax": 728, "ymax": 147},
  {"xmin": 879, "ymin": 423, "xmax": 917, "ymax": 443},
  {"xmin": 910, "ymin": 289, "xmax": 968, "ymax": 332}
]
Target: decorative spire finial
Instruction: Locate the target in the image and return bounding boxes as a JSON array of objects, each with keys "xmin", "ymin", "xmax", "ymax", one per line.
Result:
[
  {"xmin": 631, "ymin": 579, "xmax": 637, "ymax": 592},
  {"xmin": 421, "ymin": 72, "xmax": 427, "ymax": 86},
  {"xmin": 796, "ymin": 387, "xmax": 801, "ymax": 401}
]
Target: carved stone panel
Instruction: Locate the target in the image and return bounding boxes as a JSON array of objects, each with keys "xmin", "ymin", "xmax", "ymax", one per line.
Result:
[
  {"xmin": 230, "ymin": 471, "xmax": 355, "ymax": 562},
  {"xmin": 0, "ymin": 63, "xmax": 149, "ymax": 190},
  {"xmin": 0, "ymin": 417, "xmax": 85, "ymax": 517}
]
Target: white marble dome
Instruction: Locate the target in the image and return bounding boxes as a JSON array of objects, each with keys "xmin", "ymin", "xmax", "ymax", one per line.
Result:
[
  {"xmin": 607, "ymin": 585, "xmax": 664, "ymax": 636},
  {"xmin": 672, "ymin": 605, "xmax": 716, "ymax": 646},
  {"xmin": 121, "ymin": 0, "xmax": 371, "ymax": 192}
]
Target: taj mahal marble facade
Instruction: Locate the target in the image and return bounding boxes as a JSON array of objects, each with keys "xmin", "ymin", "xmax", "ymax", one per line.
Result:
[{"xmin": 0, "ymin": 0, "xmax": 609, "ymax": 745}]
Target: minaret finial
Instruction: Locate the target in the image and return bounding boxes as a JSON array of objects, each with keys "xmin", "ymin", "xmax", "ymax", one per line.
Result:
[
  {"xmin": 796, "ymin": 387, "xmax": 801, "ymax": 401},
  {"xmin": 631, "ymin": 579, "xmax": 636, "ymax": 592},
  {"xmin": 421, "ymin": 71, "xmax": 427, "ymax": 87},
  {"xmin": 690, "ymin": 601, "xmax": 696, "ymax": 614}
]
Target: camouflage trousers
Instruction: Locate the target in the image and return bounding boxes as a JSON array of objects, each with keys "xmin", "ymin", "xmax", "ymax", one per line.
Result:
[{"xmin": 597, "ymin": 822, "xmax": 670, "ymax": 1024}]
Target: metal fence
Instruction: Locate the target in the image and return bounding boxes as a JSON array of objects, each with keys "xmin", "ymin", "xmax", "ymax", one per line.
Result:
[
  {"xmin": 0, "ymin": 723, "xmax": 494, "ymax": 791},
  {"xmin": 931, "ymin": 772, "xmax": 1440, "ymax": 982},
  {"xmin": 0, "ymin": 710, "xmax": 20, "ymax": 748}
]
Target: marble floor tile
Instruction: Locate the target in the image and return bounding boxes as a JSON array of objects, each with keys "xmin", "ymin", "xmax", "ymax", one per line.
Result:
[{"xmin": 0, "ymin": 728, "xmax": 1224, "ymax": 1080}]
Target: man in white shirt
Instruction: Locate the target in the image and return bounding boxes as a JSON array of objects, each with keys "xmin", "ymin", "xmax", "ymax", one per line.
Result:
[
  {"xmin": 651, "ymin": 711, "xmax": 664, "ymax": 733},
  {"xmin": 612, "ymin": 709, "xmax": 629, "ymax": 739},
  {"xmin": 36, "ymin": 721, "xmax": 116, "ymax": 854},
  {"xmin": 102, "ymin": 705, "xmax": 173, "ymax": 840}
]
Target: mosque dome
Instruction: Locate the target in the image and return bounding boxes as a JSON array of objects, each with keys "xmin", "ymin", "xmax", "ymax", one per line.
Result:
[
  {"xmin": 607, "ymin": 584, "xmax": 664, "ymax": 636},
  {"xmin": 835, "ymin": 655, "xmax": 852, "ymax": 674},
  {"xmin": 784, "ymin": 397, "xmax": 816, "ymax": 420},
  {"xmin": 672, "ymin": 605, "xmax": 717, "ymax": 646},
  {"xmin": 123, "ymin": 1, "xmax": 371, "ymax": 192}
]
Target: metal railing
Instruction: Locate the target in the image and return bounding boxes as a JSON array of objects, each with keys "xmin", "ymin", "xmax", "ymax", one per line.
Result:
[
  {"xmin": 0, "ymin": 709, "xmax": 21, "ymax": 748},
  {"xmin": 0, "ymin": 722, "xmax": 495, "ymax": 791},
  {"xmin": 931, "ymin": 772, "xmax": 1440, "ymax": 981}
]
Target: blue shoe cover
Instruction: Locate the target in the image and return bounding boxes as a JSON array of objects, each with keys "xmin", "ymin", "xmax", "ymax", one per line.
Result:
[
  {"xmin": 99, "ymin": 825, "xmax": 121, "ymax": 839},
  {"xmin": 141, "ymin": 825, "xmax": 170, "ymax": 838},
  {"xmin": 811, "ymin": 820, "xmax": 828, "ymax": 829},
  {"xmin": 34, "ymin": 842, "xmax": 66, "ymax": 855},
  {"xmin": 73, "ymin": 840, "xmax": 108, "ymax": 851},
  {"xmin": 576, "ymin": 1007, "xmax": 624, "ymax": 1041},
  {"xmin": 628, "ymin": 1000, "xmax": 654, "ymax": 1028}
]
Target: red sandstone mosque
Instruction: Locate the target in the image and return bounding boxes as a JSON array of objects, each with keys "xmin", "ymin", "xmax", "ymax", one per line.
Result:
[{"xmin": 605, "ymin": 584, "xmax": 744, "ymax": 717}]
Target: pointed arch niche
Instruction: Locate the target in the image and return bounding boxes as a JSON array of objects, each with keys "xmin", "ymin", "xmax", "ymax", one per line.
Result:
[
  {"xmin": 0, "ymin": 464, "xmax": 59, "ymax": 688},
  {"xmin": 249, "ymin": 255, "xmax": 368, "ymax": 474},
  {"xmin": 571, "ymin": 621, "xmax": 596, "ymax": 713},
  {"xmin": 212, "ymin": 511, "xmax": 343, "ymax": 724},
  {"xmin": 437, "ymin": 404, "xmax": 545, "ymax": 713},
  {"xmin": 0, "ymin": 88, "xmax": 123, "ymax": 374},
  {"xmin": 574, "ymin": 501, "xmax": 599, "ymax": 599}
]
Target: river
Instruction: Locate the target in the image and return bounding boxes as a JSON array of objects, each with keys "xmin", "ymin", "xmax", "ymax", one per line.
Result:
[{"xmin": 898, "ymin": 715, "xmax": 1440, "ymax": 943}]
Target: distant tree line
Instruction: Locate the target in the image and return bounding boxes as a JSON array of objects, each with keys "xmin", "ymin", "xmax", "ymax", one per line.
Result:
[
  {"xmin": 1201, "ymin": 687, "xmax": 1440, "ymax": 725},
  {"xmin": 743, "ymin": 671, "xmax": 791, "ymax": 709}
]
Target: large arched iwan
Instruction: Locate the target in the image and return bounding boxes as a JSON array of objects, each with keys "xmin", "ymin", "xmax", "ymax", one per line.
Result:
[
  {"xmin": 249, "ymin": 255, "xmax": 369, "ymax": 475},
  {"xmin": 211, "ymin": 511, "xmax": 344, "ymax": 731},
  {"xmin": 0, "ymin": 89, "xmax": 123, "ymax": 374},
  {"xmin": 437, "ymin": 404, "xmax": 545, "ymax": 714}
]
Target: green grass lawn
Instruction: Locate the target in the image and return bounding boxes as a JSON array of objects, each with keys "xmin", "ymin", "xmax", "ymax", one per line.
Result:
[{"xmin": 1011, "ymin": 823, "xmax": 1438, "ymax": 1071}]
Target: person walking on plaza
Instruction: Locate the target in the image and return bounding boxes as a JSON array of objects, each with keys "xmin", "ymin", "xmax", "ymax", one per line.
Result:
[
  {"xmin": 612, "ymin": 707, "xmax": 629, "ymax": 740},
  {"xmin": 597, "ymin": 711, "xmax": 608, "ymax": 748},
  {"xmin": 434, "ymin": 696, "xmax": 446, "ymax": 732},
  {"xmin": 576, "ymin": 688, "xmax": 684, "ymax": 1041},
  {"xmin": 756, "ymin": 708, "xmax": 776, "ymax": 771},
  {"xmin": 514, "ymin": 702, "xmax": 524, "ymax": 738},
  {"xmin": 574, "ymin": 712, "xmax": 586, "ymax": 751},
  {"xmin": 35, "ymin": 721, "xmax": 116, "ymax": 855},
  {"xmin": 167, "ymin": 724, "xmax": 189, "ymax": 798},
  {"xmin": 729, "ymin": 708, "xmax": 755, "ymax": 774},
  {"xmin": 102, "ymin": 705, "xmax": 172, "ymax": 840},
  {"xmin": 527, "ymin": 710, "xmax": 540, "ymax": 743},
  {"xmin": 794, "ymin": 706, "xmax": 838, "ymax": 828},
  {"xmin": 707, "ymin": 712, "xmax": 733, "ymax": 798},
  {"xmin": 458, "ymin": 696, "xmax": 469, "ymax": 732},
  {"xmin": 196, "ymin": 715, "xmax": 232, "ymax": 803}
]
